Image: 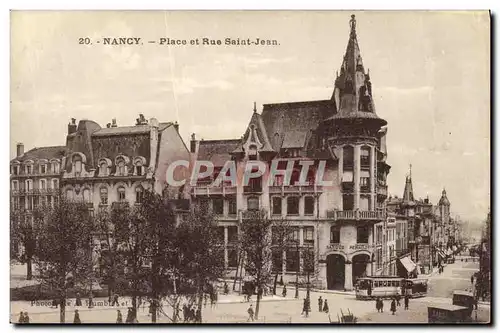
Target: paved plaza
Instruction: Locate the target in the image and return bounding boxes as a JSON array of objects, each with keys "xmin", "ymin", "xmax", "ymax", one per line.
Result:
[{"xmin": 10, "ymin": 257, "xmax": 490, "ymax": 324}]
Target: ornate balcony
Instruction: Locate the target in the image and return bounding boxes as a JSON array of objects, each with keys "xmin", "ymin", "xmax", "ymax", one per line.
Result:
[{"xmin": 326, "ymin": 210, "xmax": 385, "ymax": 221}]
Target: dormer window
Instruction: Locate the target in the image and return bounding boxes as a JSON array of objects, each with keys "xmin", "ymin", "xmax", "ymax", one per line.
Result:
[
  {"xmin": 40, "ymin": 164, "xmax": 47, "ymax": 174},
  {"xmin": 12, "ymin": 165, "xmax": 19, "ymax": 175},
  {"xmin": 73, "ymin": 155, "xmax": 82, "ymax": 176},
  {"xmin": 248, "ymin": 145, "xmax": 258, "ymax": 161},
  {"xmin": 99, "ymin": 161, "xmax": 108, "ymax": 177},
  {"xmin": 116, "ymin": 158, "xmax": 126, "ymax": 176},
  {"xmin": 51, "ymin": 161, "xmax": 60, "ymax": 173},
  {"xmin": 135, "ymin": 161, "xmax": 143, "ymax": 176},
  {"xmin": 25, "ymin": 165, "xmax": 32, "ymax": 174}
]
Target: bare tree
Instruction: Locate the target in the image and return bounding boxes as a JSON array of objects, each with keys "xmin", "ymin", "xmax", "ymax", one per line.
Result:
[
  {"xmin": 240, "ymin": 209, "xmax": 273, "ymax": 320},
  {"xmin": 34, "ymin": 198, "xmax": 93, "ymax": 323}
]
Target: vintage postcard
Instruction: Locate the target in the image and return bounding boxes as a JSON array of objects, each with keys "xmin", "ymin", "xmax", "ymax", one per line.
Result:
[{"xmin": 10, "ymin": 10, "xmax": 491, "ymax": 324}]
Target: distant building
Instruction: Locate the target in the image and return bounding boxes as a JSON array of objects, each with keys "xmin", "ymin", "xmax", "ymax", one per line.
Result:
[{"xmin": 10, "ymin": 143, "xmax": 68, "ymax": 257}]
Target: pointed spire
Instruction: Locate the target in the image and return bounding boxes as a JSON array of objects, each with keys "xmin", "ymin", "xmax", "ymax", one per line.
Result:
[
  {"xmin": 402, "ymin": 172, "xmax": 414, "ymax": 203},
  {"xmin": 253, "ymin": 101, "xmax": 257, "ymax": 113},
  {"xmin": 439, "ymin": 187, "xmax": 450, "ymax": 206}
]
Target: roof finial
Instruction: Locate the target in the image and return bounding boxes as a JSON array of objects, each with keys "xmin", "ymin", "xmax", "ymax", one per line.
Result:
[
  {"xmin": 253, "ymin": 101, "xmax": 257, "ymax": 113},
  {"xmin": 350, "ymin": 14, "xmax": 356, "ymax": 36},
  {"xmin": 409, "ymin": 163, "xmax": 412, "ymax": 179}
]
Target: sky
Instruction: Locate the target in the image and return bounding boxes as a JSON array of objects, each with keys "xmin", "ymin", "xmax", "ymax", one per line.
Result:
[{"xmin": 10, "ymin": 11, "xmax": 490, "ymax": 224}]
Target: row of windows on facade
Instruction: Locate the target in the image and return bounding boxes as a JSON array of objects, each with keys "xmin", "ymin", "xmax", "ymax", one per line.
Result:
[
  {"xmin": 200, "ymin": 196, "xmax": 317, "ymax": 216},
  {"xmin": 12, "ymin": 195, "xmax": 58, "ymax": 210},
  {"xmin": 11, "ymin": 179, "xmax": 59, "ymax": 191},
  {"xmin": 65, "ymin": 186, "xmax": 145, "ymax": 205},
  {"xmin": 218, "ymin": 225, "xmax": 315, "ymax": 272},
  {"xmin": 11, "ymin": 161, "xmax": 60, "ymax": 175},
  {"xmin": 71, "ymin": 155, "xmax": 146, "ymax": 177}
]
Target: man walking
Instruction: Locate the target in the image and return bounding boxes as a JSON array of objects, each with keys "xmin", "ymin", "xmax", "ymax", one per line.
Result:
[
  {"xmin": 247, "ymin": 304, "xmax": 254, "ymax": 322},
  {"xmin": 395, "ymin": 293, "xmax": 401, "ymax": 306},
  {"xmin": 404, "ymin": 294, "xmax": 410, "ymax": 310},
  {"xmin": 282, "ymin": 285, "xmax": 287, "ymax": 298},
  {"xmin": 390, "ymin": 298, "xmax": 397, "ymax": 315},
  {"xmin": 318, "ymin": 296, "xmax": 323, "ymax": 312}
]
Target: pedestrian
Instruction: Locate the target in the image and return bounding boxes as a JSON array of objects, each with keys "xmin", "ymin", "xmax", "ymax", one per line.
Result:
[
  {"xmin": 318, "ymin": 296, "xmax": 323, "ymax": 312},
  {"xmin": 247, "ymin": 304, "xmax": 254, "ymax": 322},
  {"xmin": 367, "ymin": 283, "xmax": 372, "ymax": 297},
  {"xmin": 323, "ymin": 299, "xmax": 329, "ymax": 313},
  {"xmin": 302, "ymin": 298, "xmax": 307, "ymax": 316},
  {"xmin": 404, "ymin": 294, "xmax": 409, "ymax": 310},
  {"xmin": 52, "ymin": 298, "xmax": 58, "ymax": 308},
  {"xmin": 126, "ymin": 307, "xmax": 134, "ymax": 323},
  {"xmin": 75, "ymin": 292, "xmax": 82, "ymax": 307},
  {"xmin": 379, "ymin": 298, "xmax": 384, "ymax": 313},
  {"xmin": 282, "ymin": 285, "xmax": 287, "ymax": 298},
  {"xmin": 196, "ymin": 308, "xmax": 201, "ymax": 323},
  {"xmin": 112, "ymin": 293, "xmax": 119, "ymax": 306},
  {"xmin": 224, "ymin": 282, "xmax": 229, "ymax": 295},
  {"xmin": 116, "ymin": 310, "xmax": 123, "ymax": 323},
  {"xmin": 18, "ymin": 312, "xmax": 25, "ymax": 323},
  {"xmin": 375, "ymin": 297, "xmax": 380, "ymax": 312},
  {"xmin": 73, "ymin": 309, "xmax": 81, "ymax": 324},
  {"xmin": 24, "ymin": 312, "xmax": 30, "ymax": 323},
  {"xmin": 471, "ymin": 275, "xmax": 474, "ymax": 285},
  {"xmin": 390, "ymin": 298, "xmax": 396, "ymax": 315},
  {"xmin": 395, "ymin": 293, "xmax": 401, "ymax": 306}
]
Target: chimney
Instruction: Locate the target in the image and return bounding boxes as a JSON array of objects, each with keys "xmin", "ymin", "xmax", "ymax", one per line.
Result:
[
  {"xmin": 106, "ymin": 123, "xmax": 111, "ymax": 128},
  {"xmin": 190, "ymin": 133, "xmax": 199, "ymax": 153},
  {"xmin": 173, "ymin": 121, "xmax": 179, "ymax": 132},
  {"xmin": 16, "ymin": 143, "xmax": 24, "ymax": 157},
  {"xmin": 111, "ymin": 119, "xmax": 117, "ymax": 127},
  {"xmin": 68, "ymin": 118, "xmax": 77, "ymax": 135}
]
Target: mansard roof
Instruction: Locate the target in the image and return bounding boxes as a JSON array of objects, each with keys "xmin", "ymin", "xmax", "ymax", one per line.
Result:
[
  {"xmin": 11, "ymin": 146, "xmax": 68, "ymax": 163},
  {"xmin": 198, "ymin": 139, "xmax": 241, "ymax": 167},
  {"xmin": 93, "ymin": 122, "xmax": 171, "ymax": 137}
]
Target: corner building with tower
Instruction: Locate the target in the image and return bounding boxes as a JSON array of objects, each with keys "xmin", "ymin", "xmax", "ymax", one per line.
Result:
[{"xmin": 190, "ymin": 15, "xmax": 390, "ymax": 290}]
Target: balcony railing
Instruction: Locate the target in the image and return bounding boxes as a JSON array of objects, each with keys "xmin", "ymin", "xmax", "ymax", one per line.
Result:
[
  {"xmin": 326, "ymin": 210, "xmax": 385, "ymax": 221},
  {"xmin": 191, "ymin": 182, "xmax": 237, "ymax": 197},
  {"xmin": 377, "ymin": 185, "xmax": 388, "ymax": 197},
  {"xmin": 268, "ymin": 184, "xmax": 323, "ymax": 195}
]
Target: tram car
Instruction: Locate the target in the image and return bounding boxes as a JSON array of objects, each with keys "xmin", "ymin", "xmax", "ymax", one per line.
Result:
[
  {"xmin": 355, "ymin": 276, "xmax": 404, "ymax": 300},
  {"xmin": 403, "ymin": 278, "xmax": 429, "ymax": 298}
]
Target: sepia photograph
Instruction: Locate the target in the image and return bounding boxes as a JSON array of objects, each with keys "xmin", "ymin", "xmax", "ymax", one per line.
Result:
[{"xmin": 9, "ymin": 10, "xmax": 491, "ymax": 324}]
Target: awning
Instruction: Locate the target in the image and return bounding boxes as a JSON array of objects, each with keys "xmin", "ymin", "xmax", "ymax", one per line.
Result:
[{"xmin": 399, "ymin": 256, "xmax": 417, "ymax": 273}]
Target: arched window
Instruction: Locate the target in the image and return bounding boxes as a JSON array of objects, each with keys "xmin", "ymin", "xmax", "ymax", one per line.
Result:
[
  {"xmin": 25, "ymin": 180, "xmax": 32, "ymax": 191},
  {"xmin": 83, "ymin": 188, "xmax": 91, "ymax": 203},
  {"xmin": 116, "ymin": 158, "xmax": 126, "ymax": 176},
  {"xmin": 248, "ymin": 145, "xmax": 258, "ymax": 161},
  {"xmin": 100, "ymin": 187, "xmax": 108, "ymax": 205},
  {"xmin": 330, "ymin": 226, "xmax": 340, "ymax": 244},
  {"xmin": 73, "ymin": 155, "xmax": 82, "ymax": 175},
  {"xmin": 52, "ymin": 179, "xmax": 58, "ymax": 189},
  {"xmin": 343, "ymin": 145, "xmax": 354, "ymax": 170},
  {"xmin": 51, "ymin": 161, "xmax": 60, "ymax": 174},
  {"xmin": 40, "ymin": 163, "xmax": 47, "ymax": 174},
  {"xmin": 135, "ymin": 160, "xmax": 143, "ymax": 176},
  {"xmin": 135, "ymin": 186, "xmax": 143, "ymax": 203},
  {"xmin": 117, "ymin": 186, "xmax": 126, "ymax": 202},
  {"xmin": 360, "ymin": 146, "xmax": 371, "ymax": 169},
  {"xmin": 39, "ymin": 179, "xmax": 46, "ymax": 190},
  {"xmin": 99, "ymin": 161, "xmax": 108, "ymax": 176}
]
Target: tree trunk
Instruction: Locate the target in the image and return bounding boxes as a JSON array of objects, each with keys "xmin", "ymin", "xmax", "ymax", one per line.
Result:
[
  {"xmin": 60, "ymin": 295, "xmax": 66, "ymax": 323},
  {"xmin": 233, "ymin": 253, "xmax": 242, "ymax": 291},
  {"xmin": 295, "ymin": 269, "xmax": 299, "ymax": 299},
  {"xmin": 255, "ymin": 281, "xmax": 262, "ymax": 320},
  {"xmin": 273, "ymin": 272, "xmax": 278, "ymax": 295},
  {"xmin": 26, "ymin": 257, "xmax": 32, "ymax": 280}
]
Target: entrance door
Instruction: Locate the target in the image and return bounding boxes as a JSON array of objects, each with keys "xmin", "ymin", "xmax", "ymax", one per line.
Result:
[
  {"xmin": 352, "ymin": 254, "xmax": 370, "ymax": 286},
  {"xmin": 326, "ymin": 254, "xmax": 345, "ymax": 290}
]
